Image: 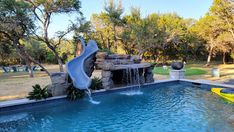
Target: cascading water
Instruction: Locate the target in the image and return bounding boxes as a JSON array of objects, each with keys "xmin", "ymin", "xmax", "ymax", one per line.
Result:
[
  {"xmin": 120, "ymin": 64, "xmax": 143, "ymax": 96},
  {"xmin": 135, "ymin": 68, "xmax": 141, "ymax": 90},
  {"xmin": 85, "ymin": 89, "xmax": 100, "ymax": 104}
]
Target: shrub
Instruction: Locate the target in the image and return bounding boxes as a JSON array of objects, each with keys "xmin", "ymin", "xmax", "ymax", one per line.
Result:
[
  {"xmin": 90, "ymin": 77, "xmax": 103, "ymax": 90},
  {"xmin": 67, "ymin": 85, "xmax": 85, "ymax": 100},
  {"xmin": 27, "ymin": 84, "xmax": 50, "ymax": 100}
]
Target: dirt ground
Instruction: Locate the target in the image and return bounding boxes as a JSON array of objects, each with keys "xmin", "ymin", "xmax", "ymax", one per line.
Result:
[{"xmin": 0, "ymin": 64, "xmax": 234, "ymax": 101}]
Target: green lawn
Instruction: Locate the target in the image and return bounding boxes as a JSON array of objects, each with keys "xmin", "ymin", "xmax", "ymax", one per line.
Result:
[{"xmin": 153, "ymin": 67, "xmax": 207, "ymax": 76}]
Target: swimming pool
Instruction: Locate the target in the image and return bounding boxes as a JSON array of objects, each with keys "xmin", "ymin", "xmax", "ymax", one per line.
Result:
[{"xmin": 1, "ymin": 82, "xmax": 234, "ymax": 131}]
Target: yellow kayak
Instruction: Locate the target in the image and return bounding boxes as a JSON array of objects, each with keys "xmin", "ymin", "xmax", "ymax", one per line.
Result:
[{"xmin": 211, "ymin": 88, "xmax": 234, "ymax": 102}]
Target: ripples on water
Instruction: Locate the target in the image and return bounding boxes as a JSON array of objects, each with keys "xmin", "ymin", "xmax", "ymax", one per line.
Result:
[
  {"xmin": 120, "ymin": 90, "xmax": 143, "ymax": 96},
  {"xmin": 1, "ymin": 83, "xmax": 234, "ymax": 132}
]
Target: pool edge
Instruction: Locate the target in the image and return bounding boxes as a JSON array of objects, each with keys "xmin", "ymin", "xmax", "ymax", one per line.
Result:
[{"xmin": 180, "ymin": 79, "xmax": 234, "ymax": 89}]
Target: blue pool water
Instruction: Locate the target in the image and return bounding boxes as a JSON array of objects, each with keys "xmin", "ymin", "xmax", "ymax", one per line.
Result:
[{"xmin": 1, "ymin": 83, "xmax": 234, "ymax": 132}]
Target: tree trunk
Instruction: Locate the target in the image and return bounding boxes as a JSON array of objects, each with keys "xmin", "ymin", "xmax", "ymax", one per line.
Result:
[
  {"xmin": 107, "ymin": 38, "xmax": 111, "ymax": 50},
  {"xmin": 57, "ymin": 56, "xmax": 64, "ymax": 72},
  {"xmin": 223, "ymin": 52, "xmax": 226, "ymax": 64},
  {"xmin": 48, "ymin": 46, "xmax": 64, "ymax": 72},
  {"xmin": 229, "ymin": 29, "xmax": 234, "ymax": 40},
  {"xmin": 206, "ymin": 47, "xmax": 213, "ymax": 66},
  {"xmin": 25, "ymin": 59, "xmax": 34, "ymax": 78}
]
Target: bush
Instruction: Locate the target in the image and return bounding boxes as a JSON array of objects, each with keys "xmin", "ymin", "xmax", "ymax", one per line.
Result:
[
  {"xmin": 90, "ymin": 77, "xmax": 103, "ymax": 90},
  {"xmin": 67, "ymin": 85, "xmax": 85, "ymax": 100},
  {"xmin": 27, "ymin": 84, "xmax": 50, "ymax": 100}
]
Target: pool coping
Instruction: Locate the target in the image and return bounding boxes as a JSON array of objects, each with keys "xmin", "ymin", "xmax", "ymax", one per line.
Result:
[
  {"xmin": 0, "ymin": 95, "xmax": 66, "ymax": 108},
  {"xmin": 0, "ymin": 79, "xmax": 233, "ymax": 109},
  {"xmin": 179, "ymin": 79, "xmax": 234, "ymax": 89}
]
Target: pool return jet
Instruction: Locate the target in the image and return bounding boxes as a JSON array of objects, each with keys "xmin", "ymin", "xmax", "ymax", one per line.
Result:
[{"xmin": 66, "ymin": 38, "xmax": 100, "ymax": 104}]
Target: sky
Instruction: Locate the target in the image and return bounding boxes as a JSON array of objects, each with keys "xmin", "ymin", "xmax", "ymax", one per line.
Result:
[{"xmin": 49, "ymin": 0, "xmax": 213, "ymax": 38}]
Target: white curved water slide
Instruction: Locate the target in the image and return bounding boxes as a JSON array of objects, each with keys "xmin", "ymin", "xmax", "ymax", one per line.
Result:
[{"xmin": 66, "ymin": 39, "xmax": 98, "ymax": 89}]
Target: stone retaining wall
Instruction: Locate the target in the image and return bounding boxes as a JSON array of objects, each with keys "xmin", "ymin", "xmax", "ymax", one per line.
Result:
[
  {"xmin": 48, "ymin": 72, "xmax": 70, "ymax": 96},
  {"xmin": 96, "ymin": 52, "xmax": 155, "ymax": 89}
]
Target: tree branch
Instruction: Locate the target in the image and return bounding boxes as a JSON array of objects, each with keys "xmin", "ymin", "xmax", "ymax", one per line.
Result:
[{"xmin": 25, "ymin": 0, "xmax": 44, "ymax": 24}]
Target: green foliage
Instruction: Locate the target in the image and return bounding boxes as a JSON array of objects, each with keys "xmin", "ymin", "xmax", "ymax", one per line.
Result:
[
  {"xmin": 91, "ymin": 12, "xmax": 115, "ymax": 50},
  {"xmin": 27, "ymin": 84, "xmax": 50, "ymax": 100},
  {"xmin": 45, "ymin": 52, "xmax": 57, "ymax": 64},
  {"xmin": 210, "ymin": 0, "xmax": 234, "ymax": 33},
  {"xmin": 0, "ymin": 0, "xmax": 37, "ymax": 70},
  {"xmin": 104, "ymin": 0, "xmax": 123, "ymax": 26},
  {"xmin": 31, "ymin": 0, "xmax": 81, "ymax": 14},
  {"xmin": 231, "ymin": 53, "xmax": 234, "ymax": 60},
  {"xmin": 90, "ymin": 77, "xmax": 103, "ymax": 90},
  {"xmin": 24, "ymin": 39, "xmax": 48, "ymax": 62},
  {"xmin": 88, "ymin": 0, "xmax": 233, "ymax": 64},
  {"xmin": 1, "ymin": 37, "xmax": 76, "ymax": 65},
  {"xmin": 73, "ymin": 20, "xmax": 92, "ymax": 41},
  {"xmin": 191, "ymin": 0, "xmax": 234, "ymax": 64},
  {"xmin": 25, "ymin": 38, "xmax": 74, "ymax": 64},
  {"xmin": 57, "ymin": 40, "xmax": 75, "ymax": 63},
  {"xmin": 0, "ymin": 0, "xmax": 233, "ymax": 67},
  {"xmin": 27, "ymin": 0, "xmax": 82, "ymax": 72},
  {"xmin": 153, "ymin": 67, "xmax": 207, "ymax": 76},
  {"xmin": 67, "ymin": 85, "xmax": 85, "ymax": 100},
  {"xmin": 0, "ymin": 0, "xmax": 34, "ymax": 37},
  {"xmin": 88, "ymin": 0, "xmax": 123, "ymax": 52},
  {"xmin": 0, "ymin": 41, "xmax": 19, "ymax": 66}
]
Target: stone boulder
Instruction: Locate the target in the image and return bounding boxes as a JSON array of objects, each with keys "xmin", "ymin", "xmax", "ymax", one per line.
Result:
[
  {"xmin": 144, "ymin": 66, "xmax": 154, "ymax": 83},
  {"xmin": 48, "ymin": 72, "xmax": 70, "ymax": 96},
  {"xmin": 101, "ymin": 70, "xmax": 113, "ymax": 89},
  {"xmin": 96, "ymin": 52, "xmax": 108, "ymax": 59},
  {"xmin": 106, "ymin": 54, "xmax": 130, "ymax": 60},
  {"xmin": 130, "ymin": 55, "xmax": 142, "ymax": 64},
  {"xmin": 102, "ymin": 62, "xmax": 114, "ymax": 70}
]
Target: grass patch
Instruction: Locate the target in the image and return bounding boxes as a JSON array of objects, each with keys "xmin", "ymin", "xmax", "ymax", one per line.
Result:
[{"xmin": 153, "ymin": 67, "xmax": 207, "ymax": 76}]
